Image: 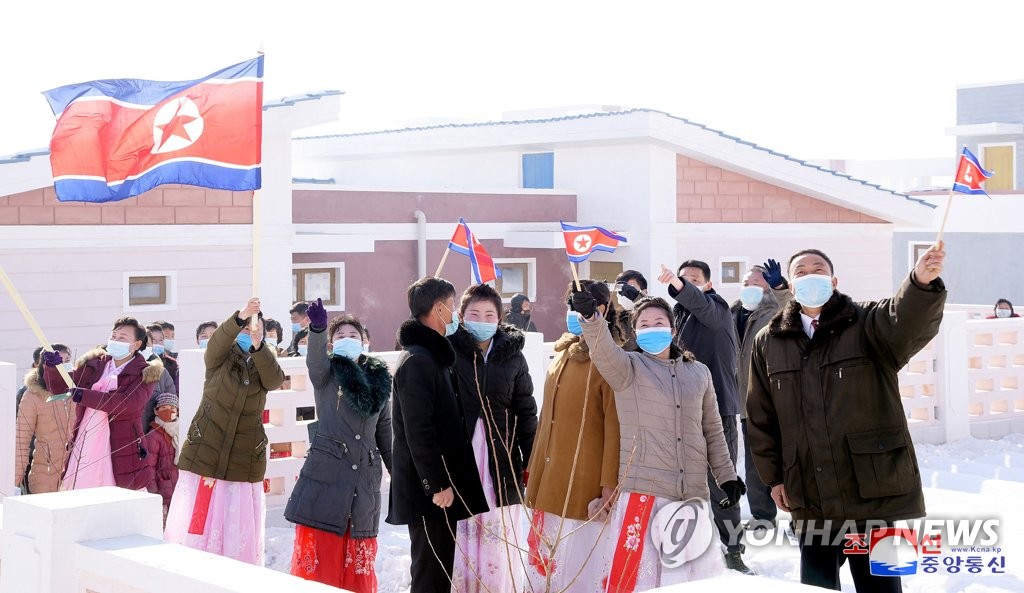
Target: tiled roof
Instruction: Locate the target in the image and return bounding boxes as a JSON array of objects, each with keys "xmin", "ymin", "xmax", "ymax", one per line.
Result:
[{"xmin": 295, "ymin": 108, "xmax": 935, "ymax": 209}]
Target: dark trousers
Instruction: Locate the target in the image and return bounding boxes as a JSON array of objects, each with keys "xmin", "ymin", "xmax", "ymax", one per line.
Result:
[
  {"xmin": 799, "ymin": 537, "xmax": 904, "ymax": 592},
  {"xmin": 708, "ymin": 414, "xmax": 742, "ymax": 552},
  {"xmin": 741, "ymin": 418, "xmax": 777, "ymax": 522},
  {"xmin": 408, "ymin": 512, "xmax": 459, "ymax": 593}
]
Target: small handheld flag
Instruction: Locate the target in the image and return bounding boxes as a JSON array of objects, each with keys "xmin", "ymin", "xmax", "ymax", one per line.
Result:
[
  {"xmin": 952, "ymin": 147, "xmax": 993, "ymax": 197},
  {"xmin": 560, "ymin": 221, "xmax": 627, "ymax": 263},
  {"xmin": 43, "ymin": 57, "xmax": 264, "ymax": 203},
  {"xmin": 446, "ymin": 218, "xmax": 500, "ymax": 284}
]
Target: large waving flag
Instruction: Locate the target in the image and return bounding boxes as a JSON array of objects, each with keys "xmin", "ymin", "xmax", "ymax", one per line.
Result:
[
  {"xmin": 952, "ymin": 146, "xmax": 993, "ymax": 197},
  {"xmin": 447, "ymin": 218, "xmax": 500, "ymax": 284},
  {"xmin": 43, "ymin": 57, "xmax": 264, "ymax": 203},
  {"xmin": 561, "ymin": 221, "xmax": 627, "ymax": 263}
]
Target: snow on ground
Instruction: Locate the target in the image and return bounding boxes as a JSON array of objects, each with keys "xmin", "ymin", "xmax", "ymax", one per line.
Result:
[{"xmin": 266, "ymin": 434, "xmax": 1024, "ymax": 592}]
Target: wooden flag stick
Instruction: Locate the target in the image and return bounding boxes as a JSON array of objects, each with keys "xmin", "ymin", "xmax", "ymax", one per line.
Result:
[
  {"xmin": 434, "ymin": 248, "xmax": 450, "ymax": 278},
  {"xmin": 935, "ymin": 187, "xmax": 955, "ymax": 245},
  {"xmin": 570, "ymin": 262, "xmax": 582, "ymax": 292},
  {"xmin": 0, "ymin": 264, "xmax": 75, "ymax": 390},
  {"xmin": 251, "ymin": 190, "xmax": 261, "ymax": 331}
]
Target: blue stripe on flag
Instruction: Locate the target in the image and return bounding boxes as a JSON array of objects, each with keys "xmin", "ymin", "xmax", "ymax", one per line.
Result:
[{"xmin": 53, "ymin": 161, "xmax": 260, "ymax": 203}]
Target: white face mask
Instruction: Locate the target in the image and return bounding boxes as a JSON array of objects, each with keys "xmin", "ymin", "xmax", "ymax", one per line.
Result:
[
  {"xmin": 996, "ymin": 308, "xmax": 1012, "ymax": 318},
  {"xmin": 617, "ymin": 293, "xmax": 636, "ymax": 311}
]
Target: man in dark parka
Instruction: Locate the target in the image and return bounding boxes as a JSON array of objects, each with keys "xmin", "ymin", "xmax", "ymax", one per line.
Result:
[
  {"xmin": 387, "ymin": 276, "xmax": 487, "ymax": 593},
  {"xmin": 747, "ymin": 244, "xmax": 947, "ymax": 592}
]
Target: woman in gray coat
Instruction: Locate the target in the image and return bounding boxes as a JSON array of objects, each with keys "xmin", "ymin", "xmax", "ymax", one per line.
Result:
[{"xmin": 285, "ymin": 300, "xmax": 392, "ymax": 593}]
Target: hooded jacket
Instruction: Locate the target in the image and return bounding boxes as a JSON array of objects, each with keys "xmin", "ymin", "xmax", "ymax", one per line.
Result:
[
  {"xmin": 449, "ymin": 324, "xmax": 538, "ymax": 507},
  {"xmin": 177, "ymin": 313, "xmax": 286, "ymax": 483},
  {"xmin": 746, "ymin": 275, "xmax": 945, "ymax": 524},
  {"xmin": 286, "ymin": 326, "xmax": 393, "ymax": 538},
  {"xmin": 44, "ymin": 349, "xmax": 164, "ymax": 490},
  {"xmin": 525, "ymin": 333, "xmax": 620, "ymax": 521},
  {"xmin": 386, "ymin": 320, "xmax": 488, "ymax": 525},
  {"xmin": 16, "ymin": 370, "xmax": 74, "ymax": 493}
]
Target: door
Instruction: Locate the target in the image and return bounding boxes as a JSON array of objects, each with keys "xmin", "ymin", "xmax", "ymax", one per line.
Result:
[{"xmin": 982, "ymin": 145, "xmax": 1014, "ymax": 192}]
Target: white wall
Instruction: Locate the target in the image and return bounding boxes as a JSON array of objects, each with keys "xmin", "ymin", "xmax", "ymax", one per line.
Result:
[{"xmin": 0, "ymin": 230, "xmax": 256, "ymax": 380}]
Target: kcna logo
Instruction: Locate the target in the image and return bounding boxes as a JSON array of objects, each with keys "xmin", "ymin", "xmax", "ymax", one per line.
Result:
[{"xmin": 840, "ymin": 520, "xmax": 1000, "ymax": 577}]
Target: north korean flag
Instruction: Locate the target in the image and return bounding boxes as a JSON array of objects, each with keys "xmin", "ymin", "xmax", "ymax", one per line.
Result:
[
  {"xmin": 952, "ymin": 146, "xmax": 993, "ymax": 197},
  {"xmin": 561, "ymin": 221, "xmax": 627, "ymax": 263},
  {"xmin": 447, "ymin": 218, "xmax": 500, "ymax": 284},
  {"xmin": 43, "ymin": 57, "xmax": 263, "ymax": 203}
]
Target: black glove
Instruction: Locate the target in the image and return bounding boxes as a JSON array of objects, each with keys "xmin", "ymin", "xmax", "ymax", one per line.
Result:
[
  {"xmin": 42, "ymin": 350, "xmax": 63, "ymax": 367},
  {"xmin": 570, "ymin": 289, "xmax": 598, "ymax": 319},
  {"xmin": 761, "ymin": 259, "xmax": 787, "ymax": 289},
  {"xmin": 619, "ymin": 283, "xmax": 641, "ymax": 302},
  {"xmin": 718, "ymin": 477, "xmax": 746, "ymax": 509},
  {"xmin": 306, "ymin": 298, "xmax": 328, "ymax": 332}
]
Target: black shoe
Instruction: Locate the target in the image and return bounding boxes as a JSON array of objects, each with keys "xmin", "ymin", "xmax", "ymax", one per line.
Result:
[
  {"xmin": 744, "ymin": 518, "xmax": 777, "ymax": 532},
  {"xmin": 725, "ymin": 550, "xmax": 756, "ymax": 575}
]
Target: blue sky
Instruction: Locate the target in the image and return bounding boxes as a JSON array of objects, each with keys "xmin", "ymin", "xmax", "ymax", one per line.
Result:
[{"xmin": 3, "ymin": 0, "xmax": 1021, "ymax": 160}]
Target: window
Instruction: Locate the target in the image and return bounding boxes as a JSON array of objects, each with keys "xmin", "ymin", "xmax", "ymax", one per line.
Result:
[
  {"xmin": 123, "ymin": 272, "xmax": 176, "ymax": 311},
  {"xmin": 292, "ymin": 267, "xmax": 340, "ymax": 307},
  {"xmin": 522, "ymin": 152, "xmax": 554, "ymax": 189},
  {"xmin": 589, "ymin": 261, "xmax": 624, "ymax": 284},
  {"xmin": 486, "ymin": 258, "xmax": 536, "ymax": 301},
  {"xmin": 980, "ymin": 143, "xmax": 1015, "ymax": 191},
  {"xmin": 909, "ymin": 242, "xmax": 932, "ymax": 269},
  {"xmin": 718, "ymin": 258, "xmax": 747, "ymax": 285}
]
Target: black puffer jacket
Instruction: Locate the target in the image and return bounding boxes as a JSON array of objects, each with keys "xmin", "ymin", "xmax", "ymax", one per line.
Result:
[{"xmin": 449, "ymin": 324, "xmax": 538, "ymax": 507}]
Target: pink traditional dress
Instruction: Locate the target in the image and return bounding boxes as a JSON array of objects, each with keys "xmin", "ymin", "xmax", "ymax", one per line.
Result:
[
  {"xmin": 61, "ymin": 359, "xmax": 124, "ymax": 490},
  {"xmin": 451, "ymin": 417, "xmax": 526, "ymax": 592},
  {"xmin": 163, "ymin": 471, "xmax": 265, "ymax": 565}
]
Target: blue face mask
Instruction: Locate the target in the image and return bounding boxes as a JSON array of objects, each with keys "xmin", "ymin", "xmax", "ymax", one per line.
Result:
[
  {"xmin": 198, "ymin": 339, "xmax": 209, "ymax": 350},
  {"xmin": 440, "ymin": 304, "xmax": 460, "ymax": 337},
  {"xmin": 107, "ymin": 340, "xmax": 132, "ymax": 359},
  {"xmin": 236, "ymin": 333, "xmax": 253, "ymax": 352},
  {"xmin": 163, "ymin": 339, "xmax": 175, "ymax": 352},
  {"xmin": 565, "ymin": 311, "xmax": 583, "ymax": 336},
  {"xmin": 464, "ymin": 320, "xmax": 498, "ymax": 342},
  {"xmin": 332, "ymin": 337, "xmax": 363, "ymax": 360},
  {"xmin": 291, "ymin": 322, "xmax": 301, "ymax": 333},
  {"xmin": 153, "ymin": 344, "xmax": 165, "ymax": 356},
  {"xmin": 636, "ymin": 327, "xmax": 673, "ymax": 355},
  {"xmin": 740, "ymin": 286, "xmax": 765, "ymax": 311},
  {"xmin": 298, "ymin": 344, "xmax": 309, "ymax": 356},
  {"xmin": 793, "ymin": 274, "xmax": 834, "ymax": 308}
]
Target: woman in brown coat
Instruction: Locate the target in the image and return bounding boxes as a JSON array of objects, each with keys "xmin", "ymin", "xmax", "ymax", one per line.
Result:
[
  {"xmin": 524, "ymin": 280, "xmax": 623, "ymax": 592},
  {"xmin": 16, "ymin": 362, "xmax": 73, "ymax": 494}
]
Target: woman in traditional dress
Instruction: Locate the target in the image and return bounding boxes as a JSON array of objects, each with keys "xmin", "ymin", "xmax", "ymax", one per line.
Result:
[
  {"xmin": 447, "ymin": 284, "xmax": 537, "ymax": 592},
  {"xmin": 164, "ymin": 298, "xmax": 285, "ymax": 565},
  {"xmin": 285, "ymin": 301, "xmax": 393, "ymax": 592},
  {"xmin": 573, "ymin": 293, "xmax": 744, "ymax": 590}
]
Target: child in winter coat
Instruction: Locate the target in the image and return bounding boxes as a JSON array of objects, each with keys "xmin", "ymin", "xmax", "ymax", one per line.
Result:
[{"xmin": 145, "ymin": 392, "xmax": 180, "ymax": 521}]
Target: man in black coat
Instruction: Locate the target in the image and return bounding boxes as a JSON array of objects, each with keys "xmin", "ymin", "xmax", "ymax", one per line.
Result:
[
  {"xmin": 658, "ymin": 259, "xmax": 750, "ymax": 575},
  {"xmin": 387, "ymin": 276, "xmax": 488, "ymax": 593}
]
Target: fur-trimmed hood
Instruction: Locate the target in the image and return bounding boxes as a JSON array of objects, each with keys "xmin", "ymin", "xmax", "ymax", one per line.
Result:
[
  {"xmin": 76, "ymin": 347, "xmax": 165, "ymax": 384},
  {"xmin": 397, "ymin": 319, "xmax": 456, "ymax": 367},
  {"xmin": 329, "ymin": 353, "xmax": 393, "ymax": 418},
  {"xmin": 554, "ymin": 333, "xmax": 591, "ymax": 363},
  {"xmin": 449, "ymin": 323, "xmax": 525, "ymax": 363},
  {"xmin": 769, "ymin": 290, "xmax": 858, "ymax": 341},
  {"xmin": 23, "ymin": 369, "xmax": 53, "ymax": 399}
]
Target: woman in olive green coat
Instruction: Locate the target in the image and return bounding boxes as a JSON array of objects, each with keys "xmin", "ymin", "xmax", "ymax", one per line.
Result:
[{"xmin": 164, "ymin": 298, "xmax": 285, "ymax": 566}]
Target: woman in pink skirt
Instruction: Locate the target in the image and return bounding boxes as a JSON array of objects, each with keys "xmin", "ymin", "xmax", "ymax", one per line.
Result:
[{"xmin": 164, "ymin": 298, "xmax": 285, "ymax": 565}]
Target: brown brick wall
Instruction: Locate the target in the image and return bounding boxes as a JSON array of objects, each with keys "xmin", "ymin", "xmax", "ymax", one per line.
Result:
[
  {"xmin": 0, "ymin": 185, "xmax": 253, "ymax": 225},
  {"xmin": 676, "ymin": 155, "xmax": 885, "ymax": 223}
]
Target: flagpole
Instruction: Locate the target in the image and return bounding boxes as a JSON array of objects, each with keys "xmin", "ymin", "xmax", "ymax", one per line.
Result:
[
  {"xmin": 251, "ymin": 189, "xmax": 260, "ymax": 331},
  {"xmin": 434, "ymin": 248, "xmax": 450, "ymax": 278},
  {"xmin": 0, "ymin": 264, "xmax": 75, "ymax": 392},
  {"xmin": 934, "ymin": 187, "xmax": 955, "ymax": 245},
  {"xmin": 570, "ymin": 262, "xmax": 582, "ymax": 292}
]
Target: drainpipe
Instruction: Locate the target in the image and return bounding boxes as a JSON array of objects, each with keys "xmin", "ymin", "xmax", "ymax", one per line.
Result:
[{"xmin": 414, "ymin": 209, "xmax": 427, "ymax": 278}]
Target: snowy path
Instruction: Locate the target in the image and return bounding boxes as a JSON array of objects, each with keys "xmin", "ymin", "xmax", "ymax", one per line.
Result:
[{"xmin": 266, "ymin": 434, "xmax": 1024, "ymax": 593}]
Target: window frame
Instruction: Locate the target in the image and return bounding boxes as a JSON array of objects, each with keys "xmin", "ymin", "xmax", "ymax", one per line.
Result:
[
  {"xmin": 521, "ymin": 152, "xmax": 555, "ymax": 189},
  {"xmin": 123, "ymin": 271, "xmax": 176, "ymax": 312},
  {"xmin": 479, "ymin": 258, "xmax": 536, "ymax": 303},
  {"xmin": 718, "ymin": 257, "xmax": 748, "ymax": 286},
  {"xmin": 292, "ymin": 263, "xmax": 345, "ymax": 310}
]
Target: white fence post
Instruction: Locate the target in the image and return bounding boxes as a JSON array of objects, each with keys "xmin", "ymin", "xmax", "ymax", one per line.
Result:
[
  {"xmin": 0, "ymin": 362, "xmax": 15, "ymax": 500},
  {"xmin": 0, "ymin": 487, "xmax": 162, "ymax": 593},
  {"xmin": 522, "ymin": 332, "xmax": 547, "ymax": 411},
  {"xmin": 936, "ymin": 311, "xmax": 971, "ymax": 443}
]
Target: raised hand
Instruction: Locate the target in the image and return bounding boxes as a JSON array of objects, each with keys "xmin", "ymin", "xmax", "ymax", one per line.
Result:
[
  {"xmin": 913, "ymin": 241, "xmax": 945, "ymax": 285},
  {"xmin": 657, "ymin": 264, "xmax": 684, "ymax": 291},
  {"xmin": 239, "ymin": 297, "xmax": 261, "ymax": 322},
  {"xmin": 570, "ymin": 289, "xmax": 597, "ymax": 319},
  {"xmin": 761, "ymin": 258, "xmax": 786, "ymax": 289},
  {"xmin": 306, "ymin": 298, "xmax": 328, "ymax": 331}
]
